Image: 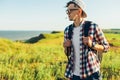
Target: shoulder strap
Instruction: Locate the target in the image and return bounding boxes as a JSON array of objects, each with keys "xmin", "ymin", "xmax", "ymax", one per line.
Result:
[
  {"xmin": 84, "ymin": 21, "xmax": 92, "ymax": 37},
  {"xmin": 68, "ymin": 21, "xmax": 92, "ymax": 39},
  {"xmin": 68, "ymin": 24, "xmax": 73, "ymax": 40}
]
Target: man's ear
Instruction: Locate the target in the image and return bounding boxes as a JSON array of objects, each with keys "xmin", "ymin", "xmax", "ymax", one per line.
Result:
[{"xmin": 78, "ymin": 9, "xmax": 82, "ymax": 16}]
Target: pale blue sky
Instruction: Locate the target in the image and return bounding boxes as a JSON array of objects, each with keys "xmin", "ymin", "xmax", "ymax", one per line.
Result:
[{"xmin": 0, "ymin": 0, "xmax": 120, "ymax": 31}]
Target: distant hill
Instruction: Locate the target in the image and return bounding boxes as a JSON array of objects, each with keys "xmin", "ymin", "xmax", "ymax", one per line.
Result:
[
  {"xmin": 25, "ymin": 34, "xmax": 45, "ymax": 43},
  {"xmin": 25, "ymin": 31, "xmax": 62, "ymax": 43}
]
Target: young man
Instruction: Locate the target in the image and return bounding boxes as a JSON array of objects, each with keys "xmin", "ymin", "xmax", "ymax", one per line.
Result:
[{"xmin": 63, "ymin": 0, "xmax": 109, "ymax": 80}]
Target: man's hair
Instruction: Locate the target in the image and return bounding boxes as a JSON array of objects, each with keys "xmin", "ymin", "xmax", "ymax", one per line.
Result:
[{"xmin": 66, "ymin": 1, "xmax": 80, "ymax": 8}]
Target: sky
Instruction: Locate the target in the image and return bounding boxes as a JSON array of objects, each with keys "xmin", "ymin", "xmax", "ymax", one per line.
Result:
[{"xmin": 0, "ymin": 0, "xmax": 120, "ymax": 31}]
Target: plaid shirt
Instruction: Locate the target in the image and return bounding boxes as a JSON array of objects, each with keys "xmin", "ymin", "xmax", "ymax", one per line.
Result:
[{"xmin": 64, "ymin": 21, "xmax": 109, "ymax": 79}]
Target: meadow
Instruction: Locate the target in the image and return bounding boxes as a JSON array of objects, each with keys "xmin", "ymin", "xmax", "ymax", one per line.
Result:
[{"xmin": 0, "ymin": 31, "xmax": 120, "ymax": 80}]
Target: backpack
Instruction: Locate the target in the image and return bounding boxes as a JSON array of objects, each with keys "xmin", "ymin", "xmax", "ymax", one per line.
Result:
[{"xmin": 67, "ymin": 21, "xmax": 103, "ymax": 62}]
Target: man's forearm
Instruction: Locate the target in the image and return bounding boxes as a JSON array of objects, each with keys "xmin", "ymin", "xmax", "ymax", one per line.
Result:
[{"xmin": 93, "ymin": 44, "xmax": 104, "ymax": 52}]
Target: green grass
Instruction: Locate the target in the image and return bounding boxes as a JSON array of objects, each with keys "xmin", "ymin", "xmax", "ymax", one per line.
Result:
[
  {"xmin": 105, "ymin": 33, "xmax": 120, "ymax": 47},
  {"xmin": 0, "ymin": 32, "xmax": 120, "ymax": 80}
]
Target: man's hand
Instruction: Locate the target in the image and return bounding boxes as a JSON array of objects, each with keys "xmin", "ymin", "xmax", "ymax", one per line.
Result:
[
  {"xmin": 63, "ymin": 39, "xmax": 72, "ymax": 48},
  {"xmin": 67, "ymin": 78, "xmax": 71, "ymax": 80},
  {"xmin": 63, "ymin": 39, "xmax": 72, "ymax": 55},
  {"xmin": 83, "ymin": 36, "xmax": 92, "ymax": 47},
  {"xmin": 83, "ymin": 36, "xmax": 104, "ymax": 52}
]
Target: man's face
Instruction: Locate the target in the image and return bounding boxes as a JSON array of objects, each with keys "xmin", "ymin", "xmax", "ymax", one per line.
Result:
[{"xmin": 66, "ymin": 3, "xmax": 81, "ymax": 21}]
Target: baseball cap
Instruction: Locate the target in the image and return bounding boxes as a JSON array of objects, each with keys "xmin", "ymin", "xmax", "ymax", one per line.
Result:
[{"xmin": 68, "ymin": 0, "xmax": 87, "ymax": 18}]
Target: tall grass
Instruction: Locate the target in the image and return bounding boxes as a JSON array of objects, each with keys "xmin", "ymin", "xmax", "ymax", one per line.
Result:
[{"xmin": 0, "ymin": 32, "xmax": 120, "ymax": 80}]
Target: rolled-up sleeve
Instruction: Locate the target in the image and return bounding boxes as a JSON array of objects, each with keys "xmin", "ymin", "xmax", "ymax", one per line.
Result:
[{"xmin": 94, "ymin": 25, "xmax": 109, "ymax": 52}]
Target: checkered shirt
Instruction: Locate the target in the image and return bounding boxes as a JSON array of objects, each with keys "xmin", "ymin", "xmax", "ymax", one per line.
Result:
[{"xmin": 64, "ymin": 21, "xmax": 109, "ymax": 79}]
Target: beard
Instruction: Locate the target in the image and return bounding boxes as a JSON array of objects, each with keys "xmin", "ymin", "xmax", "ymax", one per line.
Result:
[
  {"xmin": 68, "ymin": 15, "xmax": 78, "ymax": 21},
  {"xmin": 69, "ymin": 18, "xmax": 73, "ymax": 21}
]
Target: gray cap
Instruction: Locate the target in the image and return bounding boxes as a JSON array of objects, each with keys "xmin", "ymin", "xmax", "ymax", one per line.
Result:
[{"xmin": 70, "ymin": 0, "xmax": 87, "ymax": 18}]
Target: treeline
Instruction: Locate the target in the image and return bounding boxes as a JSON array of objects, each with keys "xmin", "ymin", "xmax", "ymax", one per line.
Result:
[{"xmin": 103, "ymin": 29, "xmax": 120, "ymax": 34}]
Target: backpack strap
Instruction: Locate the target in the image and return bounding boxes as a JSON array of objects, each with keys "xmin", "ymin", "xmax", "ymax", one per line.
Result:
[
  {"xmin": 68, "ymin": 21, "xmax": 92, "ymax": 39},
  {"xmin": 83, "ymin": 21, "xmax": 92, "ymax": 53},
  {"xmin": 68, "ymin": 24, "xmax": 73, "ymax": 40},
  {"xmin": 66, "ymin": 24, "xmax": 73, "ymax": 60},
  {"xmin": 83, "ymin": 21, "xmax": 92, "ymax": 37}
]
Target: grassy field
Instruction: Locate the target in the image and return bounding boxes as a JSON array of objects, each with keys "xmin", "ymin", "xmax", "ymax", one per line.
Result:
[{"xmin": 0, "ymin": 31, "xmax": 120, "ymax": 80}]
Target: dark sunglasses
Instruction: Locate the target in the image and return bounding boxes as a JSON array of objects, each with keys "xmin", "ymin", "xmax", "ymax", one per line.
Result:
[{"xmin": 66, "ymin": 9, "xmax": 79, "ymax": 14}]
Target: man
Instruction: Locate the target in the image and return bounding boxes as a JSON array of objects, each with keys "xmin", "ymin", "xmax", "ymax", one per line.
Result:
[{"xmin": 63, "ymin": 0, "xmax": 109, "ymax": 80}]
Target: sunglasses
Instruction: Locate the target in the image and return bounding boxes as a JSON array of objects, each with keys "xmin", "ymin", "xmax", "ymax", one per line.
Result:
[{"xmin": 66, "ymin": 9, "xmax": 79, "ymax": 14}]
